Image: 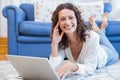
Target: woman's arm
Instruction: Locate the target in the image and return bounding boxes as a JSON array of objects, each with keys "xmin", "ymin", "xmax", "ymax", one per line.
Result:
[
  {"xmin": 49, "ymin": 49, "xmax": 65, "ymax": 69},
  {"xmin": 51, "ymin": 22, "xmax": 64, "ymax": 57}
]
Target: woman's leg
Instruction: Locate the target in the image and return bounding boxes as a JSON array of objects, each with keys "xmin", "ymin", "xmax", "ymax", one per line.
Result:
[
  {"xmin": 89, "ymin": 16, "xmax": 100, "ymax": 32},
  {"xmin": 100, "ymin": 12, "xmax": 108, "ymax": 31},
  {"xmin": 89, "ymin": 13, "xmax": 119, "ymax": 65},
  {"xmin": 98, "ymin": 31, "xmax": 119, "ymax": 65},
  {"xmin": 89, "ymin": 12, "xmax": 108, "ymax": 32}
]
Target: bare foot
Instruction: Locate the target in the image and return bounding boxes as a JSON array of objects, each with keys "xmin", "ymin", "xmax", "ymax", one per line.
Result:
[
  {"xmin": 100, "ymin": 12, "xmax": 108, "ymax": 31},
  {"xmin": 89, "ymin": 16, "xmax": 100, "ymax": 32}
]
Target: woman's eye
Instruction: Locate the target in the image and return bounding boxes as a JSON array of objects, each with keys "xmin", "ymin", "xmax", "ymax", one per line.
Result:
[
  {"xmin": 60, "ymin": 18, "xmax": 65, "ymax": 21},
  {"xmin": 69, "ymin": 17, "xmax": 74, "ymax": 19}
]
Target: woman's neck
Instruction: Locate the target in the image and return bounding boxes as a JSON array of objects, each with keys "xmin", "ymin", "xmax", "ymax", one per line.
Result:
[{"xmin": 66, "ymin": 32, "xmax": 80, "ymax": 45}]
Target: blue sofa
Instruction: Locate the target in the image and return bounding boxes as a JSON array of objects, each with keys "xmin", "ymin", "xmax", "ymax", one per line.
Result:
[{"xmin": 2, "ymin": 3, "xmax": 120, "ymax": 58}]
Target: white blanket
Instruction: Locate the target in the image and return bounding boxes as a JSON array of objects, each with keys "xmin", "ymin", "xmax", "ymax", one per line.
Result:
[{"xmin": 0, "ymin": 60, "xmax": 120, "ymax": 80}]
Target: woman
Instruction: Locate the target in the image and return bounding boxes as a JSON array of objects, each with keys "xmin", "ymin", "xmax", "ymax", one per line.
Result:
[{"xmin": 49, "ymin": 3, "xmax": 119, "ymax": 79}]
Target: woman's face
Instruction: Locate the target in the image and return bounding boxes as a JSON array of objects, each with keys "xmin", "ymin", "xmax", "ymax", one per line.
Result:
[{"xmin": 58, "ymin": 9, "xmax": 77, "ymax": 34}]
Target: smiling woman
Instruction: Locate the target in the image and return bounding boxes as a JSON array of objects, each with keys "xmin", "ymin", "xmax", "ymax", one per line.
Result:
[{"xmin": 49, "ymin": 3, "xmax": 119, "ymax": 79}]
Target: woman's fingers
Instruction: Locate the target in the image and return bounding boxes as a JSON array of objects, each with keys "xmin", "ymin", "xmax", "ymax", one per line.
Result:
[
  {"xmin": 57, "ymin": 71, "xmax": 67, "ymax": 80},
  {"xmin": 58, "ymin": 72, "xmax": 64, "ymax": 78},
  {"xmin": 54, "ymin": 22, "xmax": 60, "ymax": 30},
  {"xmin": 53, "ymin": 22, "xmax": 60, "ymax": 34},
  {"xmin": 61, "ymin": 73, "xmax": 68, "ymax": 80},
  {"xmin": 60, "ymin": 31, "xmax": 64, "ymax": 37},
  {"xmin": 57, "ymin": 70, "xmax": 64, "ymax": 78}
]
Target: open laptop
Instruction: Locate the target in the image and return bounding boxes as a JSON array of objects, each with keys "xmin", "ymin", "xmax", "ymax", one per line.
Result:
[{"xmin": 6, "ymin": 55, "xmax": 60, "ymax": 80}]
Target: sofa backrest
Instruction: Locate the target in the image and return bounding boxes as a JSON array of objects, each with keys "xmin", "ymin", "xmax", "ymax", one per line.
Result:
[{"xmin": 20, "ymin": 3, "xmax": 34, "ymax": 21}]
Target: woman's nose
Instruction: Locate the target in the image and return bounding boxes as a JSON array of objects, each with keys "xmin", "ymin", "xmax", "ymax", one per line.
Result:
[{"xmin": 65, "ymin": 19, "xmax": 71, "ymax": 25}]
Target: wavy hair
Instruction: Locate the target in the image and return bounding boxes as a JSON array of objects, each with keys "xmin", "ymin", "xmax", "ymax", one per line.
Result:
[{"xmin": 50, "ymin": 3, "xmax": 90, "ymax": 50}]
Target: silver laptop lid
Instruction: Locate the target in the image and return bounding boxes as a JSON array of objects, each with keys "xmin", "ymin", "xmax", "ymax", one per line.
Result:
[{"xmin": 7, "ymin": 55, "xmax": 60, "ymax": 80}]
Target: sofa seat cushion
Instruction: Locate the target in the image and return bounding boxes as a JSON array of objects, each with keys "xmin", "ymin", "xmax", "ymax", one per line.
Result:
[
  {"xmin": 18, "ymin": 36, "xmax": 51, "ymax": 43},
  {"xmin": 19, "ymin": 21, "xmax": 52, "ymax": 36}
]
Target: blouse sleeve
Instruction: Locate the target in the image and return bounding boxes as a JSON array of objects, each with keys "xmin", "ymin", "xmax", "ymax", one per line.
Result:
[
  {"xmin": 73, "ymin": 31, "xmax": 100, "ymax": 75},
  {"xmin": 49, "ymin": 50, "xmax": 65, "ymax": 69}
]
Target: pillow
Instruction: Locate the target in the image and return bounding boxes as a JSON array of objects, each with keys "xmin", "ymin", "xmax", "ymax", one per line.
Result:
[{"xmin": 34, "ymin": 1, "xmax": 104, "ymax": 22}]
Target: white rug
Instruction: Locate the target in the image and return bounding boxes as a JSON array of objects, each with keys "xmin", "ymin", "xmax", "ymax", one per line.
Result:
[{"xmin": 0, "ymin": 60, "xmax": 120, "ymax": 80}]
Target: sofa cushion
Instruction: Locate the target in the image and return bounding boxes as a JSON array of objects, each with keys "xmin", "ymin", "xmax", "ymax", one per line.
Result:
[
  {"xmin": 19, "ymin": 21, "xmax": 52, "ymax": 36},
  {"xmin": 18, "ymin": 36, "xmax": 51, "ymax": 43},
  {"xmin": 106, "ymin": 21, "xmax": 120, "ymax": 36}
]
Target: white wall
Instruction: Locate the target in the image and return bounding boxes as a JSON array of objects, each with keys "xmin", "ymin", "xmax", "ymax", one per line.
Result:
[{"xmin": 108, "ymin": 0, "xmax": 120, "ymax": 20}]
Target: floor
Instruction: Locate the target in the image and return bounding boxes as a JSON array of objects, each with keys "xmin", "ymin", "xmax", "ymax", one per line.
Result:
[
  {"xmin": 0, "ymin": 60, "xmax": 120, "ymax": 80},
  {"xmin": 0, "ymin": 61, "xmax": 21, "ymax": 80},
  {"xmin": 0, "ymin": 38, "xmax": 8, "ymax": 60},
  {"xmin": 0, "ymin": 60, "xmax": 84, "ymax": 80}
]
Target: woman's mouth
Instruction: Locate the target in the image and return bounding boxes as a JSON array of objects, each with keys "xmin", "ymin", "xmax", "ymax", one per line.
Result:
[{"xmin": 64, "ymin": 26, "xmax": 72, "ymax": 29}]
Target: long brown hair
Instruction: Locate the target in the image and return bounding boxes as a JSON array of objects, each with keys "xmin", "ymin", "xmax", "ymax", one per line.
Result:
[{"xmin": 50, "ymin": 3, "xmax": 90, "ymax": 50}]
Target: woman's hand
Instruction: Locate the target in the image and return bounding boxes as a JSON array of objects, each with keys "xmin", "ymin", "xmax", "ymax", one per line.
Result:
[
  {"xmin": 56, "ymin": 60, "xmax": 78, "ymax": 80},
  {"xmin": 52, "ymin": 22, "xmax": 64, "ymax": 45}
]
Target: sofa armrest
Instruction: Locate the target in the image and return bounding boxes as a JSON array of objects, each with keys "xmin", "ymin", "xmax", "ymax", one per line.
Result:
[
  {"xmin": 2, "ymin": 5, "xmax": 26, "ymax": 54},
  {"xmin": 104, "ymin": 3, "xmax": 112, "ymax": 13},
  {"xmin": 2, "ymin": 5, "xmax": 26, "ymax": 36}
]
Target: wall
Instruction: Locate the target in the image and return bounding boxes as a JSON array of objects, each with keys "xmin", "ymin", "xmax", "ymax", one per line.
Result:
[{"xmin": 109, "ymin": 0, "xmax": 120, "ymax": 20}]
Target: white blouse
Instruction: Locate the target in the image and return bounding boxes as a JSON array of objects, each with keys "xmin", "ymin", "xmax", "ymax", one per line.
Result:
[{"xmin": 49, "ymin": 30, "xmax": 108, "ymax": 76}]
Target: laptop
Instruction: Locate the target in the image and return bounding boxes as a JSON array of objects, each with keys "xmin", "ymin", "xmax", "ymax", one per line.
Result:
[{"xmin": 6, "ymin": 55, "xmax": 60, "ymax": 80}]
